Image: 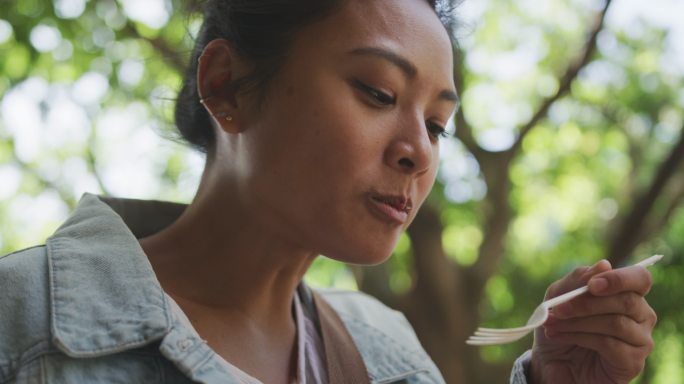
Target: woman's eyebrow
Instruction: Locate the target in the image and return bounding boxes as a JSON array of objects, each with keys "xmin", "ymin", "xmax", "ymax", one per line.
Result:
[
  {"xmin": 439, "ymin": 89, "xmax": 460, "ymax": 107},
  {"xmin": 348, "ymin": 46, "xmax": 460, "ymax": 106},
  {"xmin": 349, "ymin": 46, "xmax": 418, "ymax": 79}
]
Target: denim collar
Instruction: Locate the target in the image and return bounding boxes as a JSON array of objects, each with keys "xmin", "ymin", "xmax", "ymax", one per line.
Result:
[
  {"xmin": 45, "ymin": 194, "xmax": 438, "ymax": 382},
  {"xmin": 46, "ymin": 193, "xmax": 182, "ymax": 357}
]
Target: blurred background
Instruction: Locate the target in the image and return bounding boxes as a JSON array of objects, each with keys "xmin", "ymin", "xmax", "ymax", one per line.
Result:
[{"xmin": 1, "ymin": 0, "xmax": 683, "ymax": 382}]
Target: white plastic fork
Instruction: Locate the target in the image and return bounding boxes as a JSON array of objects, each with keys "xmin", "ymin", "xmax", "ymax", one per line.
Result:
[{"xmin": 466, "ymin": 254, "xmax": 664, "ymax": 346}]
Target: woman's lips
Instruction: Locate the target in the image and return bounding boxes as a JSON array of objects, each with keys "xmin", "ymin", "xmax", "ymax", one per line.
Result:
[{"xmin": 366, "ymin": 194, "xmax": 412, "ymax": 225}]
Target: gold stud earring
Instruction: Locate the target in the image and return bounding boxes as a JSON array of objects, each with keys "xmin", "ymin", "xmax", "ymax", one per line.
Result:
[{"xmin": 214, "ymin": 111, "xmax": 233, "ymax": 121}]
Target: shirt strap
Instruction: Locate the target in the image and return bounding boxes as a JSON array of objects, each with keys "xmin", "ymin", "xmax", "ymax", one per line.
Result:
[{"xmin": 309, "ymin": 289, "xmax": 370, "ymax": 384}]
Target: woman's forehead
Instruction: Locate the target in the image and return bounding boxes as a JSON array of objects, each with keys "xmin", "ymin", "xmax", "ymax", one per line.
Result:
[
  {"xmin": 297, "ymin": 0, "xmax": 454, "ymax": 82},
  {"xmin": 338, "ymin": 0, "xmax": 450, "ymax": 47}
]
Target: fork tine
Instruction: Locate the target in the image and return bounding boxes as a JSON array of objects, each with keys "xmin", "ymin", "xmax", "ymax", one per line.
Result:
[
  {"xmin": 466, "ymin": 329, "xmax": 532, "ymax": 346},
  {"xmin": 470, "ymin": 332, "xmax": 528, "ymax": 341},
  {"xmin": 475, "ymin": 330, "xmax": 528, "ymax": 337},
  {"xmin": 482, "ymin": 333, "xmax": 525, "ymax": 339},
  {"xmin": 466, "ymin": 335, "xmax": 525, "ymax": 345},
  {"xmin": 466, "ymin": 340, "xmax": 505, "ymax": 346},
  {"xmin": 477, "ymin": 325, "xmax": 536, "ymax": 334}
]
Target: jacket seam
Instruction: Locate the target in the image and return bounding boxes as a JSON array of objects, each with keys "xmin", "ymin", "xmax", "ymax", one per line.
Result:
[
  {"xmin": 0, "ymin": 339, "xmax": 54, "ymax": 384},
  {"xmin": 0, "ymin": 245, "xmax": 45, "ymax": 260},
  {"xmin": 0, "ymin": 360, "xmax": 10, "ymax": 384},
  {"xmin": 375, "ymin": 368, "xmax": 431, "ymax": 384},
  {"xmin": 50, "ymin": 333, "xmax": 167, "ymax": 356},
  {"xmin": 0, "ymin": 344, "xmax": 174, "ymax": 384},
  {"xmin": 184, "ymin": 340, "xmax": 217, "ymax": 377},
  {"xmin": 39, "ymin": 351, "xmax": 46, "ymax": 384},
  {"xmin": 154, "ymin": 355, "xmax": 166, "ymax": 384}
]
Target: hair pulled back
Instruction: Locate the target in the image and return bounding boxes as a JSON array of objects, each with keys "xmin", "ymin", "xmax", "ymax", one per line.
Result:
[{"xmin": 175, "ymin": 0, "xmax": 452, "ymax": 154}]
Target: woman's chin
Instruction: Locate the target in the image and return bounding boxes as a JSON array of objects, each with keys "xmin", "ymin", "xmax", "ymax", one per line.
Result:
[{"xmin": 324, "ymin": 242, "xmax": 396, "ymax": 266}]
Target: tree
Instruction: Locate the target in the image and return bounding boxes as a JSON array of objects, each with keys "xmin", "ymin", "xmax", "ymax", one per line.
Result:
[{"xmin": 1, "ymin": 0, "xmax": 682, "ymax": 382}]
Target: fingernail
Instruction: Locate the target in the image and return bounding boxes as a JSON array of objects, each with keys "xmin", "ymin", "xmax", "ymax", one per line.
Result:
[
  {"xmin": 590, "ymin": 259, "xmax": 610, "ymax": 271},
  {"xmin": 589, "ymin": 277, "xmax": 608, "ymax": 293},
  {"xmin": 581, "ymin": 260, "xmax": 605, "ymax": 279}
]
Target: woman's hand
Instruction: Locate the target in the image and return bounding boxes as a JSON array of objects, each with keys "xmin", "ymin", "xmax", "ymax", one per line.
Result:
[{"xmin": 530, "ymin": 260, "xmax": 657, "ymax": 384}]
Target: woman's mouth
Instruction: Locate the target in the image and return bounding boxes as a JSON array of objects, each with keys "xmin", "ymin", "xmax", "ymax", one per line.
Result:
[{"xmin": 366, "ymin": 193, "xmax": 413, "ymax": 225}]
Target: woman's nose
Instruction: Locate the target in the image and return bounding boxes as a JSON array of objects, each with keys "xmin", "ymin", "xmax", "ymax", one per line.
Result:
[{"xmin": 384, "ymin": 122, "xmax": 433, "ymax": 175}]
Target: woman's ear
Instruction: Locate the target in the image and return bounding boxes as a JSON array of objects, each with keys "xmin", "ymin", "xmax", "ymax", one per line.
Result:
[{"xmin": 197, "ymin": 39, "xmax": 243, "ymax": 134}]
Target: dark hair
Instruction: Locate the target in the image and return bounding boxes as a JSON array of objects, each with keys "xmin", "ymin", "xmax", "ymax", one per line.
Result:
[{"xmin": 175, "ymin": 0, "xmax": 454, "ymax": 154}]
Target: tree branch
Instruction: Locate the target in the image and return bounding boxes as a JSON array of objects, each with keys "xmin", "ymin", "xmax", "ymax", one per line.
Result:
[
  {"xmin": 509, "ymin": 0, "xmax": 613, "ymax": 156},
  {"xmin": 452, "ymin": 48, "xmax": 482, "ymax": 158},
  {"xmin": 406, "ymin": 203, "xmax": 460, "ymax": 312},
  {"xmin": 405, "ymin": 202, "xmax": 467, "ymax": 349},
  {"xmin": 608, "ymin": 126, "xmax": 684, "ymax": 264},
  {"xmin": 123, "ymin": 21, "xmax": 187, "ymax": 74},
  {"xmin": 647, "ymin": 181, "xmax": 684, "ymax": 242},
  {"xmin": 469, "ymin": 159, "xmax": 513, "ymax": 300},
  {"xmin": 85, "ymin": 139, "xmax": 112, "ymax": 197}
]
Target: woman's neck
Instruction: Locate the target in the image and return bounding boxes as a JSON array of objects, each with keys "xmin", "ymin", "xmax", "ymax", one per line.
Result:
[
  {"xmin": 139, "ymin": 172, "xmax": 317, "ymax": 332},
  {"xmin": 139, "ymin": 175, "xmax": 315, "ymax": 383}
]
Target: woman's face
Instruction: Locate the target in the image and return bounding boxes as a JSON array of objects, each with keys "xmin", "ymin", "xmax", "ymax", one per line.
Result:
[{"xmin": 233, "ymin": 0, "xmax": 457, "ymax": 264}]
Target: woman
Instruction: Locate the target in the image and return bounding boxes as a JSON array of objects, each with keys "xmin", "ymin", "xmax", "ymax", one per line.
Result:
[{"xmin": 0, "ymin": 0, "xmax": 656, "ymax": 383}]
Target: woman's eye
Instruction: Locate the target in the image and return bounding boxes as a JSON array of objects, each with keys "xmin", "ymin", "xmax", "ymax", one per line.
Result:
[
  {"xmin": 354, "ymin": 80, "xmax": 396, "ymax": 106},
  {"xmin": 426, "ymin": 121, "xmax": 449, "ymax": 140}
]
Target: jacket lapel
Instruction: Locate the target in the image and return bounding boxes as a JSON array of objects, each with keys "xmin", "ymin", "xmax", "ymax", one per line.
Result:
[{"xmin": 46, "ymin": 194, "xmax": 171, "ymax": 357}]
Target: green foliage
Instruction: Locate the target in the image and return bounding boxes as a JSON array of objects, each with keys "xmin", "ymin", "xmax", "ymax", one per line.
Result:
[
  {"xmin": 441, "ymin": 0, "xmax": 683, "ymax": 380},
  {"xmin": 1, "ymin": 0, "xmax": 682, "ymax": 381}
]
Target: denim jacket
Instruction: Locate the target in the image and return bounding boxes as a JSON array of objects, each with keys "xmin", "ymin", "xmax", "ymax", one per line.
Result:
[{"xmin": 0, "ymin": 194, "xmax": 529, "ymax": 383}]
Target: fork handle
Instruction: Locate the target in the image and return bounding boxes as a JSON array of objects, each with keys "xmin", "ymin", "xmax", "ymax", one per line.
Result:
[
  {"xmin": 544, "ymin": 285, "xmax": 589, "ymax": 308},
  {"xmin": 543, "ymin": 254, "xmax": 664, "ymax": 309}
]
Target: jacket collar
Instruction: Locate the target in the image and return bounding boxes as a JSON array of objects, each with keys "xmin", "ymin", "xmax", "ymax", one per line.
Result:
[
  {"xmin": 46, "ymin": 193, "xmax": 185, "ymax": 357},
  {"xmin": 44, "ymin": 194, "xmax": 436, "ymax": 382}
]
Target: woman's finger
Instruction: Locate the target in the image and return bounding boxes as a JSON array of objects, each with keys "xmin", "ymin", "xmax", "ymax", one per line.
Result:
[
  {"xmin": 542, "ymin": 332, "xmax": 653, "ymax": 379},
  {"xmin": 545, "ymin": 313, "xmax": 654, "ymax": 347},
  {"xmin": 552, "ymin": 292, "xmax": 657, "ymax": 325},
  {"xmin": 545, "ymin": 260, "xmax": 613, "ymax": 299},
  {"xmin": 587, "ymin": 265, "xmax": 653, "ymax": 297}
]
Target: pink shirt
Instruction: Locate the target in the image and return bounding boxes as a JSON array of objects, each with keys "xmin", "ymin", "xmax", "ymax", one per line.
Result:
[{"xmin": 166, "ymin": 292, "xmax": 328, "ymax": 383}]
